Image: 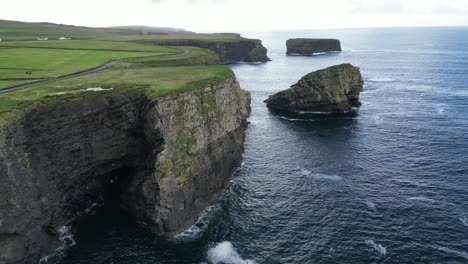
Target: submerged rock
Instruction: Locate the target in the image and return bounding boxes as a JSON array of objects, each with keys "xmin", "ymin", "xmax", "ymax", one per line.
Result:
[
  {"xmin": 265, "ymin": 63, "xmax": 364, "ymax": 113},
  {"xmin": 286, "ymin": 38, "xmax": 341, "ymax": 55}
]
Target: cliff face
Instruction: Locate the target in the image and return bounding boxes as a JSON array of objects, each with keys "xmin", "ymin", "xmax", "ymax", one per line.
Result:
[
  {"xmin": 265, "ymin": 64, "xmax": 363, "ymax": 113},
  {"xmin": 286, "ymin": 38, "xmax": 341, "ymax": 55},
  {"xmin": 0, "ymin": 77, "xmax": 250, "ymax": 264},
  {"xmin": 156, "ymin": 39, "xmax": 270, "ymax": 63}
]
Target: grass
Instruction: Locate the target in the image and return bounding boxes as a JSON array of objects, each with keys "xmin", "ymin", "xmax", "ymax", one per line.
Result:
[
  {"xmin": 0, "ymin": 20, "xmax": 240, "ymax": 120},
  {"xmin": 118, "ymin": 46, "xmax": 219, "ymax": 68},
  {"xmin": 106, "ymin": 33, "xmax": 252, "ymax": 43},
  {"xmin": 0, "ymin": 20, "xmax": 118, "ymax": 41},
  {"xmin": 0, "ymin": 65, "xmax": 233, "ymax": 114},
  {"xmin": 0, "ymin": 40, "xmax": 179, "ymax": 52},
  {"xmin": 0, "ymin": 42, "xmax": 179, "ymax": 87}
]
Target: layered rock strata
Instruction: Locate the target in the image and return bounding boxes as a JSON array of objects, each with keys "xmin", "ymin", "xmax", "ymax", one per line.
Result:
[
  {"xmin": 286, "ymin": 38, "xmax": 342, "ymax": 55},
  {"xmin": 265, "ymin": 64, "xmax": 363, "ymax": 113},
  {"xmin": 0, "ymin": 77, "xmax": 250, "ymax": 263}
]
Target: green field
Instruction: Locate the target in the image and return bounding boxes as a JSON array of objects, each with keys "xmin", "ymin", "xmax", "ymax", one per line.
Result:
[
  {"xmin": 0, "ymin": 41, "xmax": 179, "ymax": 85},
  {"xmin": 0, "ymin": 40, "xmax": 179, "ymax": 52},
  {"xmin": 0, "ymin": 20, "xmax": 239, "ymax": 120},
  {"xmin": 0, "ymin": 64, "xmax": 232, "ymax": 114}
]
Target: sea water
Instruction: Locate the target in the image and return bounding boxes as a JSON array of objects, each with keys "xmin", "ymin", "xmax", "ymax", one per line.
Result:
[{"xmin": 51, "ymin": 27, "xmax": 468, "ymax": 264}]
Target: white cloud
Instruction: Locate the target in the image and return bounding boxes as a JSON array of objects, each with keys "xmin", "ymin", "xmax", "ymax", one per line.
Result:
[{"xmin": 2, "ymin": 0, "xmax": 468, "ymax": 32}]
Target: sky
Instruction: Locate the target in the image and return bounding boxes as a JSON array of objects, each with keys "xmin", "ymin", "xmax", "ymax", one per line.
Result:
[{"xmin": 2, "ymin": 0, "xmax": 468, "ymax": 32}]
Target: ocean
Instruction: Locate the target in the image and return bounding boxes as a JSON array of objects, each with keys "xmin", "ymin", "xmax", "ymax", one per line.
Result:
[{"xmin": 50, "ymin": 27, "xmax": 468, "ymax": 264}]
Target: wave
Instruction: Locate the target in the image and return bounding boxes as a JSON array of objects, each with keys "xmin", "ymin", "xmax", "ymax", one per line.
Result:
[
  {"xmin": 365, "ymin": 239, "xmax": 387, "ymax": 255},
  {"xmin": 207, "ymin": 241, "xmax": 255, "ymax": 264},
  {"xmin": 407, "ymin": 196, "xmax": 436, "ymax": 203},
  {"xmin": 437, "ymin": 247, "xmax": 468, "ymax": 260},
  {"xmin": 368, "ymin": 77, "xmax": 395, "ymax": 82},
  {"xmin": 301, "ymin": 169, "xmax": 342, "ymax": 181},
  {"xmin": 39, "ymin": 225, "xmax": 76, "ymax": 263},
  {"xmin": 365, "ymin": 201, "xmax": 377, "ymax": 211},
  {"xmin": 460, "ymin": 216, "xmax": 468, "ymax": 227}
]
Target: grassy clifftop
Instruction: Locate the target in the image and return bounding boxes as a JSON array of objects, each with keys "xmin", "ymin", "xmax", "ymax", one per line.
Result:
[{"xmin": 0, "ymin": 21, "xmax": 239, "ymax": 120}]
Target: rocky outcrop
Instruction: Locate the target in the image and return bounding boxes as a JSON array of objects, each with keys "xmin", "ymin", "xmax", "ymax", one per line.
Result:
[
  {"xmin": 286, "ymin": 38, "xmax": 341, "ymax": 55},
  {"xmin": 155, "ymin": 39, "xmax": 270, "ymax": 63},
  {"xmin": 265, "ymin": 64, "xmax": 363, "ymax": 113},
  {"xmin": 0, "ymin": 77, "xmax": 250, "ymax": 264}
]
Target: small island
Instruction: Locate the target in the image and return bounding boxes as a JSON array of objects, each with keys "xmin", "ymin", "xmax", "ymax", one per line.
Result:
[
  {"xmin": 264, "ymin": 63, "xmax": 363, "ymax": 113},
  {"xmin": 286, "ymin": 38, "xmax": 341, "ymax": 55}
]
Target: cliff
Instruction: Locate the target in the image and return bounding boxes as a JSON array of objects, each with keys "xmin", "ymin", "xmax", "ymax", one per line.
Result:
[
  {"xmin": 153, "ymin": 39, "xmax": 270, "ymax": 63},
  {"xmin": 265, "ymin": 64, "xmax": 363, "ymax": 113},
  {"xmin": 0, "ymin": 77, "xmax": 250, "ymax": 264},
  {"xmin": 286, "ymin": 38, "xmax": 341, "ymax": 55}
]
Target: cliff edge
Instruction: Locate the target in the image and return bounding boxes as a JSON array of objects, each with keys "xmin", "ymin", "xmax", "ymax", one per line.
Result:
[
  {"xmin": 148, "ymin": 36, "xmax": 270, "ymax": 63},
  {"xmin": 265, "ymin": 63, "xmax": 363, "ymax": 113},
  {"xmin": 286, "ymin": 38, "xmax": 341, "ymax": 55},
  {"xmin": 0, "ymin": 76, "xmax": 250, "ymax": 264}
]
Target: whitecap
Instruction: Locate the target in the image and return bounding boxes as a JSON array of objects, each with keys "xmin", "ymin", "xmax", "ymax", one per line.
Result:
[
  {"xmin": 312, "ymin": 173, "xmax": 342, "ymax": 181},
  {"xmin": 365, "ymin": 201, "xmax": 377, "ymax": 211},
  {"xmin": 365, "ymin": 239, "xmax": 387, "ymax": 255},
  {"xmin": 82, "ymin": 87, "xmax": 113, "ymax": 92},
  {"xmin": 460, "ymin": 216, "xmax": 468, "ymax": 227},
  {"xmin": 407, "ymin": 196, "xmax": 436, "ymax": 203},
  {"xmin": 302, "ymin": 169, "xmax": 342, "ymax": 181},
  {"xmin": 368, "ymin": 77, "xmax": 395, "ymax": 82},
  {"xmin": 437, "ymin": 247, "xmax": 468, "ymax": 260},
  {"xmin": 436, "ymin": 104, "xmax": 446, "ymax": 115},
  {"xmin": 207, "ymin": 241, "xmax": 255, "ymax": 264}
]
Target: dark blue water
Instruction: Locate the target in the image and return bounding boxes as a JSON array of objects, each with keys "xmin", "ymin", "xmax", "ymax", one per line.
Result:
[{"xmin": 52, "ymin": 27, "xmax": 468, "ymax": 264}]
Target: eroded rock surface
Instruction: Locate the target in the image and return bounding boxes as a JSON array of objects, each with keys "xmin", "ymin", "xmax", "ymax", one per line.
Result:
[
  {"xmin": 286, "ymin": 38, "xmax": 341, "ymax": 55},
  {"xmin": 155, "ymin": 39, "xmax": 270, "ymax": 63},
  {"xmin": 0, "ymin": 77, "xmax": 250, "ymax": 264},
  {"xmin": 265, "ymin": 64, "xmax": 363, "ymax": 113}
]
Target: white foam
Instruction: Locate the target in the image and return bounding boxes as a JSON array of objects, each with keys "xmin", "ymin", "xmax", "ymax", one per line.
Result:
[
  {"xmin": 313, "ymin": 173, "xmax": 342, "ymax": 181},
  {"xmin": 82, "ymin": 87, "xmax": 113, "ymax": 92},
  {"xmin": 365, "ymin": 201, "xmax": 377, "ymax": 211},
  {"xmin": 207, "ymin": 241, "xmax": 255, "ymax": 264},
  {"xmin": 301, "ymin": 169, "xmax": 342, "ymax": 181},
  {"xmin": 436, "ymin": 104, "xmax": 446, "ymax": 115},
  {"xmin": 40, "ymin": 225, "xmax": 76, "ymax": 263},
  {"xmin": 407, "ymin": 196, "xmax": 436, "ymax": 203},
  {"xmin": 460, "ymin": 216, "xmax": 468, "ymax": 227},
  {"xmin": 365, "ymin": 239, "xmax": 387, "ymax": 255},
  {"xmin": 369, "ymin": 77, "xmax": 395, "ymax": 82},
  {"xmin": 437, "ymin": 247, "xmax": 468, "ymax": 260},
  {"xmin": 58, "ymin": 225, "xmax": 76, "ymax": 247}
]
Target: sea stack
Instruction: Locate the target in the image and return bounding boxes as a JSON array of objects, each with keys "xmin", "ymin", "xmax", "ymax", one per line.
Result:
[
  {"xmin": 286, "ymin": 38, "xmax": 341, "ymax": 55},
  {"xmin": 265, "ymin": 64, "xmax": 364, "ymax": 113}
]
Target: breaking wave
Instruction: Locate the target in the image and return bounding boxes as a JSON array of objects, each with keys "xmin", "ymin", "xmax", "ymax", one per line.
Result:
[
  {"xmin": 207, "ymin": 241, "xmax": 255, "ymax": 264},
  {"xmin": 437, "ymin": 247, "xmax": 468, "ymax": 260},
  {"xmin": 460, "ymin": 216, "xmax": 468, "ymax": 227},
  {"xmin": 407, "ymin": 196, "xmax": 436, "ymax": 203},
  {"xmin": 365, "ymin": 239, "xmax": 387, "ymax": 255},
  {"xmin": 368, "ymin": 77, "xmax": 395, "ymax": 82},
  {"xmin": 301, "ymin": 169, "xmax": 342, "ymax": 181}
]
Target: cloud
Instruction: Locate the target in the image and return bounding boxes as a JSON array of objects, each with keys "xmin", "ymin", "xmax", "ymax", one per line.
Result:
[
  {"xmin": 350, "ymin": 0, "xmax": 404, "ymax": 14},
  {"xmin": 148, "ymin": 0, "xmax": 228, "ymax": 4},
  {"xmin": 351, "ymin": 0, "xmax": 468, "ymax": 14}
]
